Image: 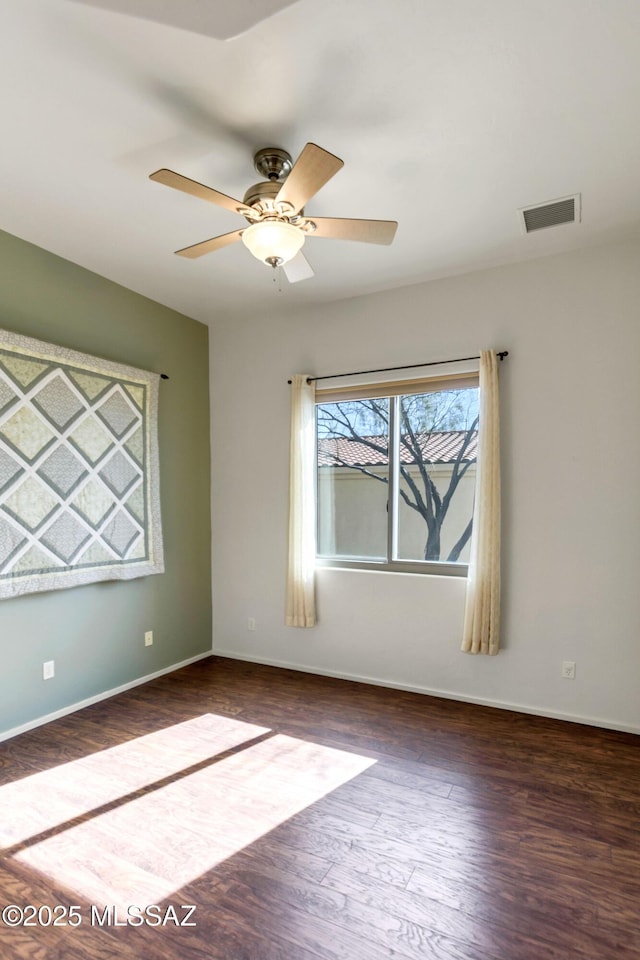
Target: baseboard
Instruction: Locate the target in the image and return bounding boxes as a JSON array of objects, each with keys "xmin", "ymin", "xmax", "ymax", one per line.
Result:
[
  {"xmin": 213, "ymin": 648, "xmax": 640, "ymax": 736},
  {"xmin": 0, "ymin": 651, "xmax": 212, "ymax": 744}
]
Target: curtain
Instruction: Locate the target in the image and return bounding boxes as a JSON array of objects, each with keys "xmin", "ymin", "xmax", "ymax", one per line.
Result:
[
  {"xmin": 286, "ymin": 374, "xmax": 317, "ymax": 627},
  {"xmin": 462, "ymin": 350, "xmax": 501, "ymax": 655}
]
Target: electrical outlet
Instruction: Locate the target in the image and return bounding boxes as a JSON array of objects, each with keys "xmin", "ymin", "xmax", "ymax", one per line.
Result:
[
  {"xmin": 145, "ymin": 630, "xmax": 153, "ymax": 647},
  {"xmin": 562, "ymin": 660, "xmax": 576, "ymax": 679},
  {"xmin": 43, "ymin": 660, "xmax": 55, "ymax": 680},
  {"xmin": 248, "ymin": 618, "xmax": 256, "ymax": 631}
]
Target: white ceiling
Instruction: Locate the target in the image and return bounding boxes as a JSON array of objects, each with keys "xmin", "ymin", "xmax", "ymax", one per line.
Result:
[{"xmin": 1, "ymin": 0, "xmax": 639, "ymax": 324}]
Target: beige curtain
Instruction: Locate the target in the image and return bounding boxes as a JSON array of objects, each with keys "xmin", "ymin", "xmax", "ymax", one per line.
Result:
[
  {"xmin": 286, "ymin": 374, "xmax": 317, "ymax": 627},
  {"xmin": 462, "ymin": 350, "xmax": 501, "ymax": 655}
]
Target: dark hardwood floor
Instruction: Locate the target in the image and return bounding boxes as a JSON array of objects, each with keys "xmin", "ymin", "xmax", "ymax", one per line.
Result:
[{"xmin": 0, "ymin": 655, "xmax": 638, "ymax": 960}]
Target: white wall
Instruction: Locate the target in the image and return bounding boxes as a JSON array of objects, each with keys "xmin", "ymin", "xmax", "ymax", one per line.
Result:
[{"xmin": 209, "ymin": 239, "xmax": 640, "ymax": 733}]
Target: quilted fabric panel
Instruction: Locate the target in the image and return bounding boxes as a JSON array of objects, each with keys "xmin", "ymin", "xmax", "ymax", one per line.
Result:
[{"xmin": 0, "ymin": 328, "xmax": 164, "ymax": 599}]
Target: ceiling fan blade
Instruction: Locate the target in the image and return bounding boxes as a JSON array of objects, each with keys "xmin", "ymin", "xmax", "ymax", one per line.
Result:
[
  {"xmin": 176, "ymin": 230, "xmax": 244, "ymax": 259},
  {"xmin": 283, "ymin": 251, "xmax": 314, "ymax": 284},
  {"xmin": 150, "ymin": 169, "xmax": 252, "ymax": 217},
  {"xmin": 275, "ymin": 143, "xmax": 343, "ymax": 215},
  {"xmin": 69, "ymin": 1, "xmax": 298, "ymax": 41},
  {"xmin": 307, "ymin": 217, "xmax": 398, "ymax": 245}
]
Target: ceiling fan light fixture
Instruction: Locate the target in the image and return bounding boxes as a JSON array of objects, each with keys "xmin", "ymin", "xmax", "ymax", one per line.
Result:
[{"xmin": 241, "ymin": 220, "xmax": 304, "ymax": 266}]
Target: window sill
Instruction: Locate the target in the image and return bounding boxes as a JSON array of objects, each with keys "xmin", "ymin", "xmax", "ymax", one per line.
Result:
[{"xmin": 315, "ymin": 558, "xmax": 468, "ymax": 578}]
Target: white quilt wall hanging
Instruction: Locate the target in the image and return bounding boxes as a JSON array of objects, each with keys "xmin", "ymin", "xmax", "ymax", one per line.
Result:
[{"xmin": 0, "ymin": 327, "xmax": 164, "ymax": 599}]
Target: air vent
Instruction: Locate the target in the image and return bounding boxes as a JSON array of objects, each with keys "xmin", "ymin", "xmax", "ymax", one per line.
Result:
[{"xmin": 520, "ymin": 195, "xmax": 581, "ymax": 233}]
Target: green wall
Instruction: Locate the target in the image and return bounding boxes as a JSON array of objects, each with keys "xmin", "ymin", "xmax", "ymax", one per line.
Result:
[{"xmin": 0, "ymin": 229, "xmax": 212, "ymax": 736}]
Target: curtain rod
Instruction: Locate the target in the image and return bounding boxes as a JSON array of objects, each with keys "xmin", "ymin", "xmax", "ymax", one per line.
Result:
[{"xmin": 287, "ymin": 350, "xmax": 508, "ymax": 385}]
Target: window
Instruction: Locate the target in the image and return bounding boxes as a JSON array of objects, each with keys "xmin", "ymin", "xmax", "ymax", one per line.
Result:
[{"xmin": 315, "ymin": 373, "xmax": 479, "ymax": 576}]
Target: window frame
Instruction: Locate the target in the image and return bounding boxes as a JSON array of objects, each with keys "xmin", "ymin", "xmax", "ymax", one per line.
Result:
[{"xmin": 314, "ymin": 370, "xmax": 479, "ymax": 578}]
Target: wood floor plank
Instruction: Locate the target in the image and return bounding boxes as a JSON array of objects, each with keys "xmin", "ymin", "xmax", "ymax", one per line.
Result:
[
  {"xmin": 0, "ymin": 655, "xmax": 638, "ymax": 960},
  {"xmin": 323, "ymin": 852, "xmax": 637, "ymax": 960},
  {"xmin": 214, "ymin": 870, "xmax": 503, "ymax": 960}
]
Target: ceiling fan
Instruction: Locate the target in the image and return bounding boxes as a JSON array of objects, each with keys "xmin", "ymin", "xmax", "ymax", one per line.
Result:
[{"xmin": 149, "ymin": 143, "xmax": 398, "ymax": 283}]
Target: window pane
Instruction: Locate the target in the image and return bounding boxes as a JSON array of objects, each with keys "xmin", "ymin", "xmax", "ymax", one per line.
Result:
[
  {"xmin": 316, "ymin": 399, "xmax": 389, "ymax": 560},
  {"xmin": 397, "ymin": 388, "xmax": 478, "ymax": 563}
]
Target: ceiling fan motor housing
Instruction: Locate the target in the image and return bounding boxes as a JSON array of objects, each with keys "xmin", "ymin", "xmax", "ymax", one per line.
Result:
[
  {"xmin": 242, "ymin": 179, "xmax": 304, "ymax": 220},
  {"xmin": 242, "ymin": 179, "xmax": 281, "ymax": 209}
]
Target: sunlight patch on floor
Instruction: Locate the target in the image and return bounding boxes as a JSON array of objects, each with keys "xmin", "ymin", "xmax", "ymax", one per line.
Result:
[
  {"xmin": 0, "ymin": 714, "xmax": 270, "ymax": 848},
  {"xmin": 15, "ymin": 730, "xmax": 375, "ymax": 908}
]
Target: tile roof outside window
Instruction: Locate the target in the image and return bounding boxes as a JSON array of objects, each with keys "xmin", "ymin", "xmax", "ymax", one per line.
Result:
[{"xmin": 317, "ymin": 430, "xmax": 478, "ymax": 468}]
